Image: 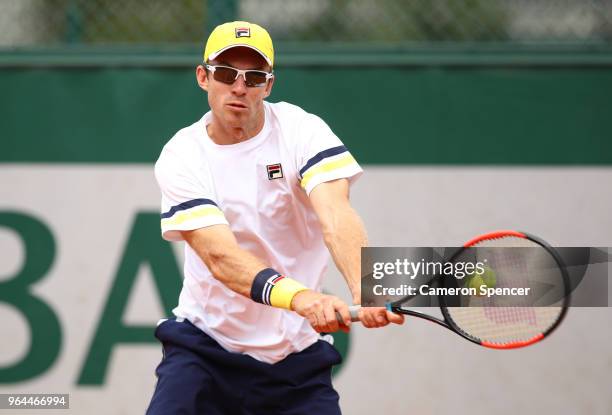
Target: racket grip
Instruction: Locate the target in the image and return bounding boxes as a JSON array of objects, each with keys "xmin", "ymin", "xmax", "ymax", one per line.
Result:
[{"xmin": 335, "ymin": 305, "xmax": 361, "ymax": 323}]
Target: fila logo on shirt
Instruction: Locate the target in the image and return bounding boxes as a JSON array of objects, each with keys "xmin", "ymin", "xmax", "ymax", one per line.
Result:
[
  {"xmin": 266, "ymin": 163, "xmax": 283, "ymax": 180},
  {"xmin": 235, "ymin": 27, "xmax": 250, "ymax": 38}
]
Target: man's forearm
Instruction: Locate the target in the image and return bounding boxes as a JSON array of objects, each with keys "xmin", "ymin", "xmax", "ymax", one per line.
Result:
[
  {"xmin": 203, "ymin": 245, "xmax": 267, "ymax": 297},
  {"xmin": 181, "ymin": 226, "xmax": 310, "ymax": 310},
  {"xmin": 320, "ymin": 204, "xmax": 367, "ymax": 304},
  {"xmin": 181, "ymin": 227, "xmax": 267, "ymax": 297}
]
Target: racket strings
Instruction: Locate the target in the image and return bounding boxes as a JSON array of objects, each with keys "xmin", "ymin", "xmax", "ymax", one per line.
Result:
[{"xmin": 444, "ymin": 236, "xmax": 565, "ymax": 345}]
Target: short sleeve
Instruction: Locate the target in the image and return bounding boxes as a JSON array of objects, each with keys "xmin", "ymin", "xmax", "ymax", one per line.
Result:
[
  {"xmin": 296, "ymin": 113, "xmax": 363, "ymax": 195},
  {"xmin": 155, "ymin": 146, "xmax": 228, "ymax": 241}
]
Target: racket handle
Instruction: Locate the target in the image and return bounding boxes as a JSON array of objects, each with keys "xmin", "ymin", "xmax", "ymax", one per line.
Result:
[{"xmin": 335, "ymin": 305, "xmax": 361, "ymax": 323}]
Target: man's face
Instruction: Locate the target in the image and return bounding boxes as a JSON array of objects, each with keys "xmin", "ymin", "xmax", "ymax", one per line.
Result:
[{"xmin": 197, "ymin": 47, "xmax": 274, "ymax": 130}]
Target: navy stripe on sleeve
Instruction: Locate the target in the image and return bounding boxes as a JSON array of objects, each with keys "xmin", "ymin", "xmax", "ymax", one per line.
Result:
[
  {"xmin": 298, "ymin": 145, "xmax": 347, "ymax": 177},
  {"xmin": 160, "ymin": 198, "xmax": 219, "ymax": 219}
]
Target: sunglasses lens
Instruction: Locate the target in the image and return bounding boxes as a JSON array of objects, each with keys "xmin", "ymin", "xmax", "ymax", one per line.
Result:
[
  {"xmin": 245, "ymin": 71, "xmax": 268, "ymax": 87},
  {"xmin": 213, "ymin": 67, "xmax": 239, "ymax": 84},
  {"xmin": 209, "ymin": 66, "xmax": 270, "ymax": 87}
]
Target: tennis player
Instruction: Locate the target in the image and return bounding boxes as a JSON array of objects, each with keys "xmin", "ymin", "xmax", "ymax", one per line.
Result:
[{"xmin": 146, "ymin": 21, "xmax": 404, "ymax": 415}]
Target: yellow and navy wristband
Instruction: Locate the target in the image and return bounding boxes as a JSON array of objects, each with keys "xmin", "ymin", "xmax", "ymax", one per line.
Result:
[{"xmin": 250, "ymin": 268, "xmax": 308, "ymax": 310}]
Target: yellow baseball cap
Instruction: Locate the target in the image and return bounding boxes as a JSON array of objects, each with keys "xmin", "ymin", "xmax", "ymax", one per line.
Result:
[{"xmin": 204, "ymin": 21, "xmax": 274, "ymax": 67}]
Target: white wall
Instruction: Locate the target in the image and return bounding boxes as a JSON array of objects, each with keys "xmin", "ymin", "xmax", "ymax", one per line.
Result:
[{"xmin": 1, "ymin": 165, "xmax": 610, "ymax": 414}]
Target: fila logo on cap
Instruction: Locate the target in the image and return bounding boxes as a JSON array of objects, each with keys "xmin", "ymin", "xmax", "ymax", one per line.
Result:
[
  {"xmin": 235, "ymin": 27, "xmax": 250, "ymax": 38},
  {"xmin": 266, "ymin": 163, "xmax": 283, "ymax": 180}
]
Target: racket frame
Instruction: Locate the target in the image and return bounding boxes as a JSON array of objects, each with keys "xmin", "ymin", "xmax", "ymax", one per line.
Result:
[{"xmin": 386, "ymin": 230, "xmax": 571, "ymax": 349}]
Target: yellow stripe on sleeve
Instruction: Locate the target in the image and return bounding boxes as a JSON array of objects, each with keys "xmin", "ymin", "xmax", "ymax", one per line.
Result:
[
  {"xmin": 300, "ymin": 153, "xmax": 357, "ymax": 189},
  {"xmin": 161, "ymin": 205, "xmax": 225, "ymax": 227}
]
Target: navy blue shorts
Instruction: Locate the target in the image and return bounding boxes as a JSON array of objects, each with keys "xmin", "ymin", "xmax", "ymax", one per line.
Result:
[{"xmin": 146, "ymin": 318, "xmax": 343, "ymax": 415}]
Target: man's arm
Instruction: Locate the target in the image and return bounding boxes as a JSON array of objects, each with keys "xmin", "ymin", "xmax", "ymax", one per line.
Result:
[
  {"xmin": 180, "ymin": 225, "xmax": 352, "ymax": 332},
  {"xmin": 180, "ymin": 225, "xmax": 267, "ymax": 297},
  {"xmin": 308, "ymin": 179, "xmax": 365, "ymax": 303},
  {"xmin": 307, "ymin": 179, "xmax": 404, "ymax": 328}
]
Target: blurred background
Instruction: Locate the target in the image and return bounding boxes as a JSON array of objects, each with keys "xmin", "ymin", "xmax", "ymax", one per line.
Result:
[
  {"xmin": 1, "ymin": 1, "xmax": 611, "ymax": 414},
  {"xmin": 3, "ymin": 0, "xmax": 612, "ymax": 45}
]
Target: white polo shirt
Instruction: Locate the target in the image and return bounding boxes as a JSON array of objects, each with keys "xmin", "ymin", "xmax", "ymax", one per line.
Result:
[{"xmin": 155, "ymin": 101, "xmax": 362, "ymax": 363}]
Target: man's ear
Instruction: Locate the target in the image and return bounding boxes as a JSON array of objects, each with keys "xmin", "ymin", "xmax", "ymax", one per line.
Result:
[{"xmin": 196, "ymin": 65, "xmax": 209, "ymax": 92}]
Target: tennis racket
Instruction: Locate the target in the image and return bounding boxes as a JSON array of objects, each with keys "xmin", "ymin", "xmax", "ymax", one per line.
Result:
[{"xmin": 344, "ymin": 230, "xmax": 570, "ymax": 349}]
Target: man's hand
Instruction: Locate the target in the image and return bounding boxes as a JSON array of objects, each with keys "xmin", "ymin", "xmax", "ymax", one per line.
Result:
[
  {"xmin": 357, "ymin": 307, "xmax": 405, "ymax": 328},
  {"xmin": 291, "ymin": 291, "xmax": 405, "ymax": 332},
  {"xmin": 291, "ymin": 291, "xmax": 352, "ymax": 333}
]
